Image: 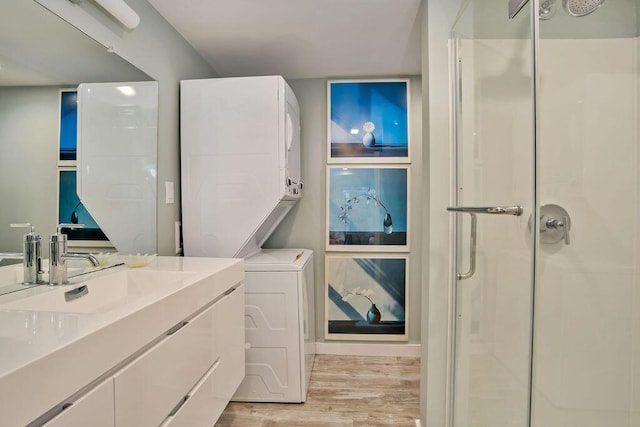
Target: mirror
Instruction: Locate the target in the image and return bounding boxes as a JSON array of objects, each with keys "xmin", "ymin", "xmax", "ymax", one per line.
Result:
[{"xmin": 0, "ymin": 1, "xmax": 156, "ymax": 295}]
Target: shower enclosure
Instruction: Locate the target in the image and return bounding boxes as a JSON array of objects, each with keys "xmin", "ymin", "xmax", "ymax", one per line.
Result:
[{"xmin": 444, "ymin": 0, "xmax": 640, "ymax": 425}]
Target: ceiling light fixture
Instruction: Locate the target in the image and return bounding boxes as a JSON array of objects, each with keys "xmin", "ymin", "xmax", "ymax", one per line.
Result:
[
  {"xmin": 94, "ymin": 0, "xmax": 139, "ymax": 29},
  {"xmin": 68, "ymin": 0, "xmax": 140, "ymax": 29}
]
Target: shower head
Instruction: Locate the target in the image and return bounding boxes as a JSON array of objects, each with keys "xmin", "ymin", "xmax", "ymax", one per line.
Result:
[{"xmin": 562, "ymin": 0, "xmax": 605, "ymax": 17}]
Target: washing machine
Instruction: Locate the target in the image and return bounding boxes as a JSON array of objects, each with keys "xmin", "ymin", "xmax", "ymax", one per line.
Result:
[{"xmin": 232, "ymin": 248, "xmax": 316, "ymax": 403}]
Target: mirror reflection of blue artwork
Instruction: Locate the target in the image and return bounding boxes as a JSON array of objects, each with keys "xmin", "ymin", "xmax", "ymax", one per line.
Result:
[
  {"xmin": 329, "ymin": 80, "xmax": 409, "ymax": 162},
  {"xmin": 327, "ymin": 166, "xmax": 408, "ymax": 250},
  {"xmin": 325, "ymin": 255, "xmax": 408, "ymax": 341},
  {"xmin": 58, "ymin": 170, "xmax": 108, "ymax": 241},
  {"xmin": 59, "ymin": 91, "xmax": 77, "ymax": 162}
]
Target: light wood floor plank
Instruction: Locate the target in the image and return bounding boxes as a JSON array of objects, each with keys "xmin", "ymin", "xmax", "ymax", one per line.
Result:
[{"xmin": 216, "ymin": 355, "xmax": 420, "ymax": 427}]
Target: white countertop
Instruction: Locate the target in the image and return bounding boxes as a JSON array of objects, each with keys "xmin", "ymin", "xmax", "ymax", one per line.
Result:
[{"xmin": 0, "ymin": 256, "xmax": 244, "ymax": 426}]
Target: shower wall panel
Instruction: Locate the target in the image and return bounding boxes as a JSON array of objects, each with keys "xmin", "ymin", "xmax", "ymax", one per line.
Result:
[{"xmin": 533, "ymin": 38, "xmax": 639, "ymax": 427}]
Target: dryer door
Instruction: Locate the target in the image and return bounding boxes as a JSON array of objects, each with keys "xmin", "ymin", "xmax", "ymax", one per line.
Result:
[{"xmin": 284, "ymin": 96, "xmax": 302, "ymax": 197}]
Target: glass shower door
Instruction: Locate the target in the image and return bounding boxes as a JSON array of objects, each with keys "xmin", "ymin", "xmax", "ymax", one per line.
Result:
[{"xmin": 450, "ymin": 2, "xmax": 536, "ymax": 426}]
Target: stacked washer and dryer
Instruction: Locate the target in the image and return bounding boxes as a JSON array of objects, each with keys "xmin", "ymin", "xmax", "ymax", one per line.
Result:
[{"xmin": 180, "ymin": 76, "xmax": 315, "ymax": 403}]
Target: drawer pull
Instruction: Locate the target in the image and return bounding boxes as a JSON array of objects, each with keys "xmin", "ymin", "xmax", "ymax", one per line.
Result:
[
  {"xmin": 168, "ymin": 394, "xmax": 189, "ymax": 417},
  {"xmin": 166, "ymin": 321, "xmax": 188, "ymax": 336},
  {"xmin": 26, "ymin": 402, "xmax": 73, "ymax": 426}
]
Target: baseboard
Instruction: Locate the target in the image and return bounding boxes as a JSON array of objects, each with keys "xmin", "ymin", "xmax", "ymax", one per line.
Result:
[{"xmin": 315, "ymin": 342, "xmax": 421, "ymax": 357}]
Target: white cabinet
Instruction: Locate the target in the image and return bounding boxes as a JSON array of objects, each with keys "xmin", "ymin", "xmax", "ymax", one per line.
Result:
[
  {"xmin": 114, "ymin": 299, "xmax": 219, "ymax": 427},
  {"xmin": 42, "ymin": 379, "xmax": 115, "ymax": 427},
  {"xmin": 116, "ymin": 283, "xmax": 245, "ymax": 427},
  {"xmin": 162, "ymin": 284, "xmax": 246, "ymax": 426},
  {"xmin": 33, "ymin": 282, "xmax": 244, "ymax": 427}
]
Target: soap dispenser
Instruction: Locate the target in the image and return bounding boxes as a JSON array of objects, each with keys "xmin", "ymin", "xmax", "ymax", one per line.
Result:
[{"xmin": 10, "ymin": 223, "xmax": 43, "ymax": 285}]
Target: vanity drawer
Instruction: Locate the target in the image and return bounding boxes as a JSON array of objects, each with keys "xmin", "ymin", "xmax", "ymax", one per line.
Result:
[
  {"xmin": 162, "ymin": 283, "xmax": 245, "ymax": 427},
  {"xmin": 114, "ymin": 301, "xmax": 218, "ymax": 427},
  {"xmin": 42, "ymin": 378, "xmax": 114, "ymax": 427},
  {"xmin": 160, "ymin": 361, "xmax": 225, "ymax": 427}
]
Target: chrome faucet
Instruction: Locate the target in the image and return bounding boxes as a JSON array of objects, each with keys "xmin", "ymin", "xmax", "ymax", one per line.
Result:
[
  {"xmin": 49, "ymin": 223, "xmax": 99, "ymax": 286},
  {"xmin": 9, "ymin": 223, "xmax": 44, "ymax": 285}
]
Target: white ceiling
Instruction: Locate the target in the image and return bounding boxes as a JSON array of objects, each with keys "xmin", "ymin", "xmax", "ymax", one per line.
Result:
[{"xmin": 148, "ymin": 0, "xmax": 423, "ymax": 79}]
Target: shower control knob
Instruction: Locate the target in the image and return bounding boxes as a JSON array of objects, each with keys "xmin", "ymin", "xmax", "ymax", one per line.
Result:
[
  {"xmin": 545, "ymin": 215, "xmax": 570, "ymax": 244},
  {"xmin": 537, "ymin": 204, "xmax": 571, "ymax": 245}
]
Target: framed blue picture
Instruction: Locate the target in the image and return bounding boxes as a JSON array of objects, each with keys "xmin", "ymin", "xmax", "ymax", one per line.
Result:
[
  {"xmin": 325, "ymin": 254, "xmax": 409, "ymax": 341},
  {"xmin": 57, "ymin": 169, "xmax": 109, "ymax": 243},
  {"xmin": 327, "ymin": 79, "xmax": 410, "ymax": 163},
  {"xmin": 326, "ymin": 165, "xmax": 409, "ymax": 252},
  {"xmin": 58, "ymin": 90, "xmax": 78, "ymax": 165}
]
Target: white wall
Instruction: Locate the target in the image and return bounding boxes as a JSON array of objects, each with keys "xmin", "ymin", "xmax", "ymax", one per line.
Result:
[
  {"xmin": 265, "ymin": 76, "xmax": 423, "ymax": 345},
  {"xmin": 0, "ymin": 87, "xmax": 59, "ymax": 255}
]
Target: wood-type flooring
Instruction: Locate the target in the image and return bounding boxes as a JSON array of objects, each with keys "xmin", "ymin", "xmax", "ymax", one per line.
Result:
[{"xmin": 216, "ymin": 354, "xmax": 420, "ymax": 427}]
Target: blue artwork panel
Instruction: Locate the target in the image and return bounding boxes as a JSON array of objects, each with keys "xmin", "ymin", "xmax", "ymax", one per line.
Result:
[
  {"xmin": 328, "ymin": 167, "xmax": 407, "ymax": 247},
  {"xmin": 329, "ymin": 80, "xmax": 409, "ymax": 160},
  {"xmin": 326, "ymin": 255, "xmax": 408, "ymax": 339},
  {"xmin": 58, "ymin": 170, "xmax": 107, "ymax": 241},
  {"xmin": 59, "ymin": 91, "xmax": 77, "ymax": 161}
]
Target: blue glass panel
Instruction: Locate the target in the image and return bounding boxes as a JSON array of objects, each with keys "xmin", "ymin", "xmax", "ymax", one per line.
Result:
[{"xmin": 59, "ymin": 91, "xmax": 77, "ymax": 161}]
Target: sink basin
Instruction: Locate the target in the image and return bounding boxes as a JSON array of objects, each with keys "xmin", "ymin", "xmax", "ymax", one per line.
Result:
[
  {"xmin": 0, "ymin": 269, "xmax": 195, "ymax": 314},
  {"xmin": 0, "ymin": 265, "xmax": 23, "ymax": 287}
]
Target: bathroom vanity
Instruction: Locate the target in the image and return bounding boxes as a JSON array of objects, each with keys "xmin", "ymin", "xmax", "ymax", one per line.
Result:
[{"xmin": 0, "ymin": 256, "xmax": 245, "ymax": 426}]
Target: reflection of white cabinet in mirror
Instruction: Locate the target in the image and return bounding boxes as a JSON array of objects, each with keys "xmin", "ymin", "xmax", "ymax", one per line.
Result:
[{"xmin": 77, "ymin": 81, "xmax": 158, "ymax": 255}]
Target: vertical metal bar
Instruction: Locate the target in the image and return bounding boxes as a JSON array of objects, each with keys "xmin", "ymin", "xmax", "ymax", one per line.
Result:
[
  {"xmin": 527, "ymin": 0, "xmax": 541, "ymax": 426},
  {"xmin": 446, "ymin": 206, "xmax": 522, "ymax": 280},
  {"xmin": 457, "ymin": 213, "xmax": 477, "ymax": 280},
  {"xmin": 445, "ymin": 35, "xmax": 463, "ymax": 427}
]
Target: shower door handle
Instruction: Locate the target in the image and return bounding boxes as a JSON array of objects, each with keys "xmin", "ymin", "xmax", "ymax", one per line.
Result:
[
  {"xmin": 447, "ymin": 206, "xmax": 523, "ymax": 215},
  {"xmin": 447, "ymin": 205, "xmax": 523, "ymax": 280}
]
